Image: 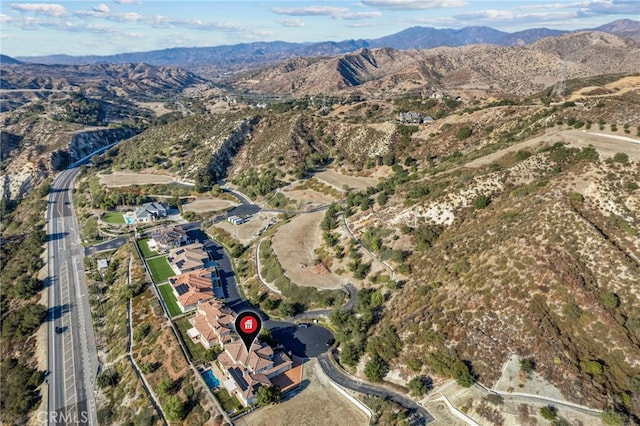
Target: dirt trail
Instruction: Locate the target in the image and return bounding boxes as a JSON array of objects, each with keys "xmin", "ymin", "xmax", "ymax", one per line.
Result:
[{"xmin": 466, "ymin": 129, "xmax": 640, "ymax": 168}]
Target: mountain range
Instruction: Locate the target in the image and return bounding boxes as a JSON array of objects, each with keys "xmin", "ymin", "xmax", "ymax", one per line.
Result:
[
  {"xmin": 10, "ymin": 19, "xmax": 640, "ymax": 75},
  {"xmin": 232, "ymin": 31, "xmax": 640, "ymax": 97}
]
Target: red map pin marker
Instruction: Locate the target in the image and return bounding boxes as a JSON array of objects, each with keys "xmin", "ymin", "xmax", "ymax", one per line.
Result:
[{"xmin": 235, "ymin": 311, "xmax": 262, "ymax": 351}]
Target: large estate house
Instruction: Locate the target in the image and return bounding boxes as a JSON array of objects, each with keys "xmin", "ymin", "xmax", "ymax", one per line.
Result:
[
  {"xmin": 167, "ymin": 243, "xmax": 212, "ymax": 275},
  {"xmin": 218, "ymin": 340, "xmax": 293, "ymax": 406},
  {"xmin": 187, "ymin": 299, "xmax": 235, "ymax": 349},
  {"xmin": 129, "ymin": 202, "xmax": 168, "ymax": 223},
  {"xmin": 168, "ymin": 268, "xmax": 221, "ymax": 312},
  {"xmin": 151, "ymin": 225, "xmax": 189, "ymax": 252}
]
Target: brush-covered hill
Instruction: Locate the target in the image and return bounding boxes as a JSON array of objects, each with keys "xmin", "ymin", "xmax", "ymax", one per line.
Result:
[
  {"xmin": 0, "ymin": 62, "xmax": 208, "ymax": 101},
  {"xmin": 231, "ymin": 32, "xmax": 640, "ymax": 98},
  {"xmin": 348, "ymin": 136, "xmax": 640, "ymax": 411}
]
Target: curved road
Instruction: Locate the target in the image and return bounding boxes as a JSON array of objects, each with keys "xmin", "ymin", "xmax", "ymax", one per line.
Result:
[{"xmin": 318, "ymin": 352, "xmax": 434, "ymax": 425}]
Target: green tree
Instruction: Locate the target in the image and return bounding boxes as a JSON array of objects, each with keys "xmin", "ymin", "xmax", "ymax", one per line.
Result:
[
  {"xmin": 96, "ymin": 370, "xmax": 120, "ymax": 389},
  {"xmin": 364, "ymin": 354, "xmax": 389, "ymax": 382},
  {"xmin": 407, "ymin": 376, "xmax": 430, "ymax": 397},
  {"xmin": 157, "ymin": 377, "xmax": 174, "ymax": 396},
  {"xmin": 256, "ymin": 385, "xmax": 281, "ymax": 406},
  {"xmin": 340, "ymin": 342, "xmax": 363, "ymax": 367},
  {"xmin": 279, "ymin": 301, "xmax": 296, "ymax": 317},
  {"xmin": 164, "ymin": 395, "xmax": 186, "ymax": 421}
]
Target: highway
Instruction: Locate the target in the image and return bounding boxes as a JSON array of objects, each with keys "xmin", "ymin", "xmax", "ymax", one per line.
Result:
[{"xmin": 46, "ymin": 166, "xmax": 98, "ymax": 425}]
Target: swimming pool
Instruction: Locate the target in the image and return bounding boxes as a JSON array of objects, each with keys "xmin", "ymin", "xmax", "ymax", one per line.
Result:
[{"xmin": 201, "ymin": 369, "xmax": 219, "ymax": 389}]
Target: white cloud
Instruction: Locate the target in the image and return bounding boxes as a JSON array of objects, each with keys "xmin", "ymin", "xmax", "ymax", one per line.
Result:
[
  {"xmin": 123, "ymin": 31, "xmax": 144, "ymax": 38},
  {"xmin": 114, "ymin": 0, "xmax": 141, "ymax": 4},
  {"xmin": 361, "ymin": 0, "xmax": 466, "ymax": 10},
  {"xmin": 453, "ymin": 9, "xmax": 580, "ymax": 25},
  {"xmin": 583, "ymin": 0, "xmax": 640, "ymax": 15},
  {"xmin": 277, "ymin": 18, "xmax": 305, "ymax": 27},
  {"xmin": 272, "ymin": 5, "xmax": 381, "ymax": 20},
  {"xmin": 0, "ymin": 34, "xmax": 13, "ymax": 39},
  {"xmin": 0, "ymin": 14, "xmax": 12, "ymax": 23},
  {"xmin": 271, "ymin": 6, "xmax": 350, "ymax": 16},
  {"xmin": 93, "ymin": 4, "xmax": 110, "ymax": 14},
  {"xmin": 10, "ymin": 3, "xmax": 67, "ymax": 17},
  {"xmin": 339, "ymin": 11, "xmax": 383, "ymax": 20}
]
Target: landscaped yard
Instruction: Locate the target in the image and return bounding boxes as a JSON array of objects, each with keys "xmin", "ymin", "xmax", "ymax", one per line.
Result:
[
  {"xmin": 157, "ymin": 283, "xmax": 182, "ymax": 317},
  {"xmin": 102, "ymin": 211, "xmax": 125, "ymax": 224},
  {"xmin": 174, "ymin": 317, "xmax": 215, "ymax": 364},
  {"xmin": 147, "ymin": 256, "xmax": 175, "ymax": 284},
  {"xmin": 137, "ymin": 238, "xmax": 159, "ymax": 258},
  {"xmin": 214, "ymin": 388, "xmax": 244, "ymax": 415}
]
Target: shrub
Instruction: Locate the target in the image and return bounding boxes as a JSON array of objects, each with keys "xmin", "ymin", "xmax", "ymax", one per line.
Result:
[
  {"xmin": 581, "ymin": 360, "xmax": 604, "ymax": 376},
  {"xmin": 600, "ymin": 408, "xmax": 625, "ymax": 426},
  {"xmin": 539, "ymin": 405, "xmax": 557, "ymax": 420},
  {"xmin": 519, "ymin": 358, "xmax": 535, "ymax": 374},
  {"xmin": 613, "ymin": 152, "xmax": 629, "ymax": 164},
  {"xmin": 473, "ymin": 194, "xmax": 490, "ymax": 210},
  {"xmin": 456, "ymin": 126, "xmax": 473, "ymax": 140},
  {"xmin": 600, "ymin": 292, "xmax": 620, "ymax": 309}
]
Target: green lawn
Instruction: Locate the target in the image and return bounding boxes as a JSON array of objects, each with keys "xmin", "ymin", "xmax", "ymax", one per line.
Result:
[
  {"xmin": 137, "ymin": 239, "xmax": 159, "ymax": 258},
  {"xmin": 174, "ymin": 317, "xmax": 218, "ymax": 364},
  {"xmin": 102, "ymin": 211, "xmax": 125, "ymax": 224},
  {"xmin": 214, "ymin": 388, "xmax": 244, "ymax": 414},
  {"xmin": 147, "ymin": 256, "xmax": 175, "ymax": 284},
  {"xmin": 157, "ymin": 283, "xmax": 182, "ymax": 317}
]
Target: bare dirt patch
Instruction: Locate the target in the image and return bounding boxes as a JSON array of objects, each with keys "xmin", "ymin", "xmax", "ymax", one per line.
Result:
[
  {"xmin": 135, "ymin": 101, "xmax": 173, "ymax": 116},
  {"xmin": 99, "ymin": 171, "xmax": 176, "ymax": 187},
  {"xmin": 281, "ymin": 188, "xmax": 336, "ymax": 207},
  {"xmin": 272, "ymin": 211, "xmax": 345, "ymax": 290},
  {"xmin": 236, "ymin": 359, "xmax": 369, "ymax": 426},
  {"xmin": 568, "ymin": 76, "xmax": 640, "ymax": 101},
  {"xmin": 493, "ymin": 354, "xmax": 565, "ymax": 400},
  {"xmin": 314, "ymin": 169, "xmax": 379, "ymax": 191},
  {"xmin": 213, "ymin": 213, "xmax": 279, "ymax": 246},
  {"xmin": 182, "ymin": 198, "xmax": 238, "ymax": 213}
]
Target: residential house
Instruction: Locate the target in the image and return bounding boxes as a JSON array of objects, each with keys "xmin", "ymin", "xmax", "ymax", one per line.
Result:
[
  {"xmin": 132, "ymin": 202, "xmax": 168, "ymax": 223},
  {"xmin": 167, "ymin": 243, "xmax": 211, "ymax": 275},
  {"xmin": 218, "ymin": 340, "xmax": 293, "ymax": 406},
  {"xmin": 398, "ymin": 111, "xmax": 434, "ymax": 124},
  {"xmin": 168, "ymin": 268, "xmax": 218, "ymax": 312},
  {"xmin": 187, "ymin": 299, "xmax": 235, "ymax": 348},
  {"xmin": 151, "ymin": 225, "xmax": 189, "ymax": 252}
]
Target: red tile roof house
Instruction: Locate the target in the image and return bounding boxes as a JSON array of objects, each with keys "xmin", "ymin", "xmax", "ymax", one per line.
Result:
[
  {"xmin": 167, "ymin": 243, "xmax": 210, "ymax": 275},
  {"xmin": 169, "ymin": 269, "xmax": 217, "ymax": 313},
  {"xmin": 187, "ymin": 299, "xmax": 236, "ymax": 349},
  {"xmin": 218, "ymin": 340, "xmax": 293, "ymax": 406}
]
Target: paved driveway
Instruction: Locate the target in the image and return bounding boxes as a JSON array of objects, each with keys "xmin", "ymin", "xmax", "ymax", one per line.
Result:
[{"xmin": 266, "ymin": 320, "xmax": 333, "ymax": 358}]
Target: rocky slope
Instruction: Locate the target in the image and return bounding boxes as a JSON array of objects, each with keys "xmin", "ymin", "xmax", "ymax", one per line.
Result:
[{"xmin": 0, "ymin": 117, "xmax": 136, "ymax": 200}]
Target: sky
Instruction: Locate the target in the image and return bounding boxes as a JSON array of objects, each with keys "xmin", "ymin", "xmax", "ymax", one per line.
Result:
[{"xmin": 0, "ymin": 0, "xmax": 638, "ymax": 57}]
